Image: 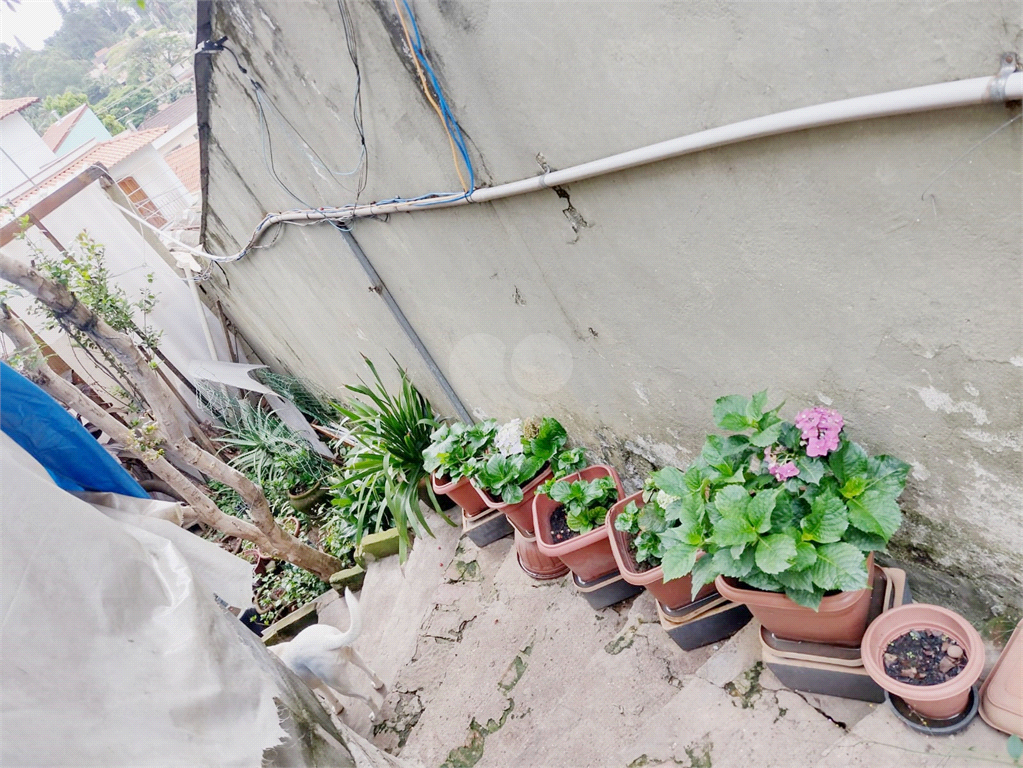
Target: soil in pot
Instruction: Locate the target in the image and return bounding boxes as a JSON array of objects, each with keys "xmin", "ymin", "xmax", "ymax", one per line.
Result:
[
  {"xmin": 549, "ymin": 506, "xmax": 581, "ymax": 544},
  {"xmin": 884, "ymin": 630, "xmax": 968, "ymax": 686},
  {"xmin": 622, "ymin": 531, "xmax": 655, "ymax": 573}
]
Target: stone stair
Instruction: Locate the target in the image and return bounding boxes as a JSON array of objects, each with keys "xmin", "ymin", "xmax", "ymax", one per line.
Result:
[{"xmin": 316, "ymin": 524, "xmax": 1012, "ymax": 768}]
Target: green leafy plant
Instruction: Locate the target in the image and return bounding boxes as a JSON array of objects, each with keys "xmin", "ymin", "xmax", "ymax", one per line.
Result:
[
  {"xmin": 215, "ymin": 400, "xmax": 332, "ymax": 500},
  {"xmin": 329, "ymin": 357, "xmax": 447, "ymax": 562},
  {"xmin": 654, "ymin": 391, "xmax": 910, "ymax": 610},
  {"xmin": 612, "ymin": 470, "xmax": 688, "ymax": 567},
  {"xmin": 1007, "ymin": 734, "xmax": 1022, "ymax": 765},
  {"xmin": 422, "ymin": 419, "xmax": 499, "ymax": 482},
  {"xmin": 547, "ymin": 475, "xmax": 619, "ymax": 534},
  {"xmin": 474, "ymin": 415, "xmax": 582, "ymax": 503},
  {"xmin": 473, "ymin": 452, "xmax": 545, "ymax": 505}
]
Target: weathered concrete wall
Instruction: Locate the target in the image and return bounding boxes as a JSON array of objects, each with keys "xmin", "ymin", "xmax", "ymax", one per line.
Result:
[{"xmin": 200, "ymin": 0, "xmax": 1023, "ymax": 623}]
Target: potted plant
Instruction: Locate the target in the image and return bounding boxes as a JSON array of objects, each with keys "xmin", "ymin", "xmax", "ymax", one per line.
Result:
[
  {"xmin": 861, "ymin": 604, "xmax": 985, "ymax": 724},
  {"xmin": 216, "ymin": 400, "xmax": 333, "ymax": 513},
  {"xmin": 423, "ymin": 419, "xmax": 499, "ymax": 517},
  {"xmin": 655, "ymin": 391, "xmax": 910, "ymax": 646},
  {"xmin": 533, "ymin": 465, "xmax": 624, "ymax": 582},
  {"xmin": 329, "ymin": 358, "xmax": 454, "ymax": 562},
  {"xmin": 470, "ymin": 417, "xmax": 585, "ymax": 534},
  {"xmin": 608, "ymin": 467, "xmax": 719, "ymax": 611}
]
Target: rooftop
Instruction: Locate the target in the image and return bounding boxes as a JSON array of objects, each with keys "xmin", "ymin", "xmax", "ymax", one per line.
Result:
[
  {"xmin": 41, "ymin": 104, "xmax": 90, "ymax": 152},
  {"xmin": 0, "ymin": 97, "xmax": 40, "ymax": 121},
  {"xmin": 139, "ymin": 94, "xmax": 197, "ymax": 132},
  {"xmin": 6, "ymin": 127, "xmax": 167, "ymax": 211},
  {"xmin": 164, "ymin": 140, "xmax": 201, "ymax": 194}
]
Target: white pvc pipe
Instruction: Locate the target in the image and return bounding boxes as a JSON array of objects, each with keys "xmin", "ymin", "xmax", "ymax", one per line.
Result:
[{"xmin": 120, "ymin": 70, "xmax": 1023, "ymax": 262}]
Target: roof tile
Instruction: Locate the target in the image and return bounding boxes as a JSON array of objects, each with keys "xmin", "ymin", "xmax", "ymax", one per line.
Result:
[
  {"xmin": 0, "ymin": 97, "xmax": 40, "ymax": 120},
  {"xmin": 8, "ymin": 127, "xmax": 168, "ymax": 209}
]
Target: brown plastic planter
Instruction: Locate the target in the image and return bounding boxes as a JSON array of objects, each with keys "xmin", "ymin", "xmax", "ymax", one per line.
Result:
[
  {"xmin": 432, "ymin": 472, "xmax": 489, "ymax": 518},
  {"xmin": 978, "ymin": 620, "xmax": 1022, "ymax": 735},
  {"xmin": 532, "ymin": 465, "xmax": 624, "ymax": 583},
  {"xmin": 607, "ymin": 491, "xmax": 718, "ymax": 611},
  {"xmin": 861, "ymin": 603, "xmax": 985, "ymax": 721},
  {"xmin": 509, "ymin": 518, "xmax": 568, "ymax": 580},
  {"xmin": 715, "ymin": 553, "xmax": 877, "ymax": 647},
  {"xmin": 472, "ymin": 465, "xmax": 553, "ymax": 535}
]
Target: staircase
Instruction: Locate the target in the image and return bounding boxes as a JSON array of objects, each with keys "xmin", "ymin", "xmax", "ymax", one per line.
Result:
[{"xmin": 316, "ymin": 523, "xmax": 1010, "ymax": 768}]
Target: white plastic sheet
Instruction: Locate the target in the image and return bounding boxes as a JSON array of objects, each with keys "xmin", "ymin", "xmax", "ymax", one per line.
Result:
[{"xmin": 0, "ymin": 433, "xmax": 360, "ymax": 766}]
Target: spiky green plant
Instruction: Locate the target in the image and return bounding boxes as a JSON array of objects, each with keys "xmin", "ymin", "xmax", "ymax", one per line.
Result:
[{"xmin": 330, "ymin": 357, "xmax": 450, "ymax": 562}]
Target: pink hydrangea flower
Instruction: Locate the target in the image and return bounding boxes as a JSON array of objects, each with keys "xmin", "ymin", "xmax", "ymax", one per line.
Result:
[
  {"xmin": 763, "ymin": 445, "xmax": 800, "ymax": 482},
  {"xmin": 773, "ymin": 461, "xmax": 800, "ymax": 481},
  {"xmin": 795, "ymin": 407, "xmax": 844, "ymax": 457}
]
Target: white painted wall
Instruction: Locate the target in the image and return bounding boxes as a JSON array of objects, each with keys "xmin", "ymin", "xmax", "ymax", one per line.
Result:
[
  {"xmin": 2, "ymin": 181, "xmax": 231, "ymax": 414},
  {"xmin": 112, "ymin": 145, "xmax": 195, "ymax": 222},
  {"xmin": 153, "ymin": 114, "xmax": 199, "ymax": 155},
  {"xmin": 0, "ymin": 113, "xmax": 57, "ymax": 196}
]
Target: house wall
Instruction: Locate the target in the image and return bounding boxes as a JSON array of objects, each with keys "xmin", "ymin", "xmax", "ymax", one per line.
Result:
[
  {"xmin": 2, "ymin": 181, "xmax": 231, "ymax": 416},
  {"xmin": 0, "ymin": 113, "xmax": 57, "ymax": 195},
  {"xmin": 153, "ymin": 114, "xmax": 199, "ymax": 156},
  {"xmin": 55, "ymin": 109, "xmax": 112, "ymax": 157},
  {"xmin": 113, "ymin": 145, "xmax": 195, "ymax": 222},
  {"xmin": 200, "ymin": 0, "xmax": 1023, "ymax": 622}
]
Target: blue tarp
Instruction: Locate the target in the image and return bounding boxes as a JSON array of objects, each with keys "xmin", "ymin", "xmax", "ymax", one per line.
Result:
[{"xmin": 0, "ymin": 362, "xmax": 148, "ymax": 498}]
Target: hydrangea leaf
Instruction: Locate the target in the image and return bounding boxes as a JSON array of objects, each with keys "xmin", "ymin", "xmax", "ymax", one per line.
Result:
[
  {"xmin": 739, "ymin": 569, "xmax": 784, "ymax": 592},
  {"xmin": 750, "ymin": 422, "xmax": 784, "ymax": 448},
  {"xmin": 614, "ymin": 501, "xmax": 640, "ymax": 533},
  {"xmin": 747, "ymin": 488, "xmax": 779, "ymax": 533},
  {"xmin": 755, "ymin": 533, "xmax": 798, "ymax": 574},
  {"xmin": 661, "ymin": 542, "xmax": 699, "ymax": 582},
  {"xmin": 792, "ymin": 540, "xmax": 819, "ymax": 570},
  {"xmin": 783, "ymin": 587, "xmax": 824, "ymax": 611},
  {"xmin": 847, "ymin": 489, "xmax": 902, "ymax": 541},
  {"xmin": 840, "ymin": 476, "xmax": 867, "ymax": 499},
  {"xmin": 712, "ymin": 516, "xmax": 759, "ymax": 548},
  {"xmin": 800, "ymin": 489, "xmax": 849, "ymax": 543},
  {"xmin": 713, "ymin": 485, "xmax": 750, "ymax": 520},
  {"xmin": 651, "ymin": 466, "xmax": 688, "ymax": 497},
  {"xmin": 714, "ymin": 394, "xmax": 755, "ymax": 431},
  {"xmin": 689, "ymin": 553, "xmax": 722, "ymax": 599},
  {"xmin": 775, "ymin": 567, "xmax": 816, "ymax": 594},
  {"xmin": 828, "ymin": 440, "xmax": 869, "ymax": 485},
  {"xmin": 638, "ymin": 501, "xmax": 668, "ymax": 534},
  {"xmin": 810, "ymin": 542, "xmax": 869, "ymax": 592},
  {"xmin": 713, "ymin": 546, "xmax": 756, "ymax": 578},
  {"xmin": 795, "ymin": 456, "xmax": 826, "ymax": 485},
  {"xmin": 842, "ymin": 527, "xmax": 888, "ymax": 553}
]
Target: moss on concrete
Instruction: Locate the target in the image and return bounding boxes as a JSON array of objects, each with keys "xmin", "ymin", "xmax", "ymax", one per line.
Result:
[{"xmin": 723, "ymin": 662, "xmax": 764, "ymax": 710}]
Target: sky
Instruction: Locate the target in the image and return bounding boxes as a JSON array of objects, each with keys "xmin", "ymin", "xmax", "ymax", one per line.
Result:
[{"xmin": 0, "ymin": 0, "xmax": 63, "ymax": 51}]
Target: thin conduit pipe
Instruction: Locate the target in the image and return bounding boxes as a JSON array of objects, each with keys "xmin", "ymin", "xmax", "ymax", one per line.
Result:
[
  {"xmin": 124, "ymin": 70, "xmax": 1022, "ymax": 263},
  {"xmin": 210, "ymin": 70, "xmax": 1023, "ymax": 260}
]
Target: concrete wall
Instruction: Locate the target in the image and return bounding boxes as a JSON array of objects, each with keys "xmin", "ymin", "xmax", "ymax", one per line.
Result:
[
  {"xmin": 200, "ymin": 0, "xmax": 1023, "ymax": 622},
  {"xmin": 0, "ymin": 113, "xmax": 57, "ymax": 195}
]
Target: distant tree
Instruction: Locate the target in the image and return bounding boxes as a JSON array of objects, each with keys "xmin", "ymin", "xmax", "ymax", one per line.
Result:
[
  {"xmin": 42, "ymin": 89, "xmax": 88, "ymax": 117},
  {"xmin": 98, "ymin": 84, "xmax": 159, "ymax": 125}
]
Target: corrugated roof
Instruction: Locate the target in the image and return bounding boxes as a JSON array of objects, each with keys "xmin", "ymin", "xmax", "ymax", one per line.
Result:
[
  {"xmin": 0, "ymin": 97, "xmax": 40, "ymax": 120},
  {"xmin": 8, "ymin": 127, "xmax": 168, "ymax": 209},
  {"xmin": 139, "ymin": 94, "xmax": 197, "ymax": 132},
  {"xmin": 41, "ymin": 103, "xmax": 90, "ymax": 151},
  {"xmin": 165, "ymin": 140, "xmax": 201, "ymax": 194}
]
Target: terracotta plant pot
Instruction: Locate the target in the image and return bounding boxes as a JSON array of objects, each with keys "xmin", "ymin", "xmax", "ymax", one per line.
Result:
[
  {"xmin": 432, "ymin": 472, "xmax": 488, "ymax": 518},
  {"xmin": 472, "ymin": 465, "xmax": 553, "ymax": 535},
  {"xmin": 607, "ymin": 491, "xmax": 718, "ymax": 611},
  {"xmin": 861, "ymin": 603, "xmax": 985, "ymax": 722},
  {"xmin": 510, "ymin": 519, "xmax": 568, "ymax": 580},
  {"xmin": 532, "ymin": 465, "xmax": 625, "ymax": 583},
  {"xmin": 714, "ymin": 553, "xmax": 877, "ymax": 647},
  {"xmin": 288, "ymin": 481, "xmax": 329, "ymax": 514}
]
